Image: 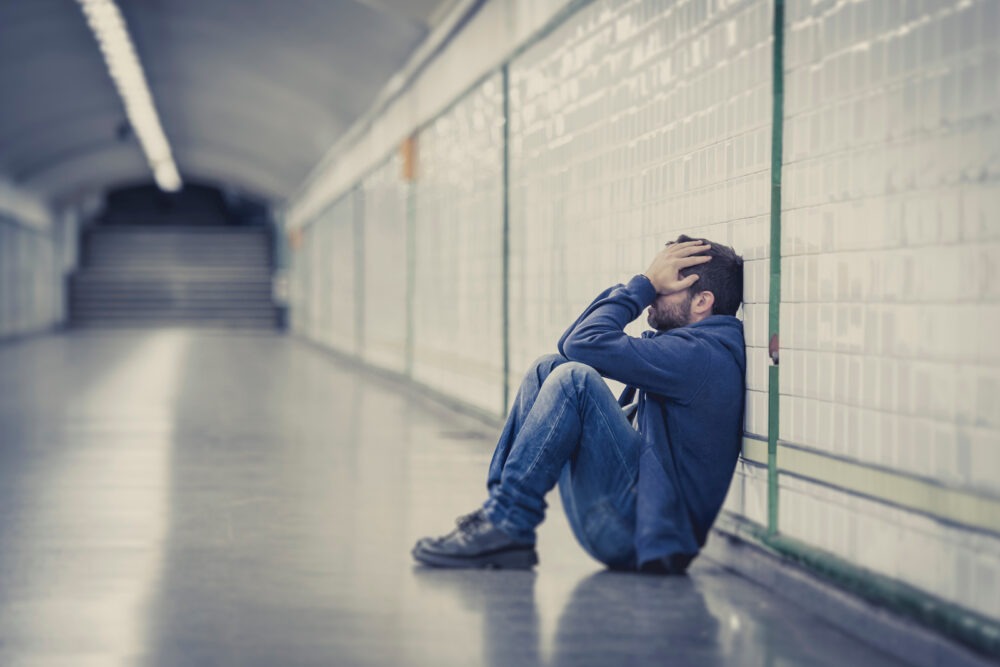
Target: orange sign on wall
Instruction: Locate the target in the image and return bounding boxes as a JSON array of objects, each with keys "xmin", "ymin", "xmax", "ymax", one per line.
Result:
[
  {"xmin": 288, "ymin": 227, "xmax": 302, "ymax": 251},
  {"xmin": 401, "ymin": 134, "xmax": 418, "ymax": 182}
]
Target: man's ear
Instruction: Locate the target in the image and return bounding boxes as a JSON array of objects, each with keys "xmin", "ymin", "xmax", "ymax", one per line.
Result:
[{"xmin": 692, "ymin": 290, "xmax": 714, "ymax": 315}]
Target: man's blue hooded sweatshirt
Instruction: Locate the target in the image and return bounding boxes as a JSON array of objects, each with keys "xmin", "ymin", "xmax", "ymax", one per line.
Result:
[{"xmin": 558, "ymin": 274, "xmax": 746, "ymax": 570}]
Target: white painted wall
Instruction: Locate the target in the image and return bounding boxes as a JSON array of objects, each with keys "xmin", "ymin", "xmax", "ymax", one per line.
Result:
[{"xmin": 0, "ymin": 178, "xmax": 67, "ymax": 339}]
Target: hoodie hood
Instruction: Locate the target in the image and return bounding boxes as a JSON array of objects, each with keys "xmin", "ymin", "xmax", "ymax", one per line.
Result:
[{"xmin": 645, "ymin": 315, "xmax": 746, "ymax": 374}]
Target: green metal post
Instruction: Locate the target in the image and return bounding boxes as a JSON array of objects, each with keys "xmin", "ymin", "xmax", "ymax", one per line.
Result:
[
  {"xmin": 767, "ymin": 0, "xmax": 786, "ymax": 537},
  {"xmin": 501, "ymin": 64, "xmax": 511, "ymax": 417}
]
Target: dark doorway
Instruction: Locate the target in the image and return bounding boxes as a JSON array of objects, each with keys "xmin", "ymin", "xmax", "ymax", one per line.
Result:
[{"xmin": 97, "ymin": 183, "xmax": 270, "ymax": 227}]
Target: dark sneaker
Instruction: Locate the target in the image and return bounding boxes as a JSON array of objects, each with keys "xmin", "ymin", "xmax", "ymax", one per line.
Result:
[
  {"xmin": 414, "ymin": 509, "xmax": 486, "ymax": 551},
  {"xmin": 412, "ymin": 509, "xmax": 538, "ymax": 570}
]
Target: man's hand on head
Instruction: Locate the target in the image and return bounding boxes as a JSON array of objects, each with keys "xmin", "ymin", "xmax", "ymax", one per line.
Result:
[{"xmin": 643, "ymin": 240, "xmax": 712, "ymax": 295}]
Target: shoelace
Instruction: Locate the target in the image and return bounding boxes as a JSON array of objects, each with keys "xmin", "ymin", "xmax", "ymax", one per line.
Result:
[{"xmin": 455, "ymin": 510, "xmax": 485, "ymax": 531}]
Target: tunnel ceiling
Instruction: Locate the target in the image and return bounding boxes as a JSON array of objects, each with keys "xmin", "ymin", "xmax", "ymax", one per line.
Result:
[{"xmin": 0, "ymin": 0, "xmax": 452, "ymax": 206}]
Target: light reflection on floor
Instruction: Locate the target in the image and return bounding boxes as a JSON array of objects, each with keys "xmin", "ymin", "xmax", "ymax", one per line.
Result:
[
  {"xmin": 0, "ymin": 329, "xmax": 905, "ymax": 666},
  {"xmin": 0, "ymin": 331, "xmax": 187, "ymax": 665}
]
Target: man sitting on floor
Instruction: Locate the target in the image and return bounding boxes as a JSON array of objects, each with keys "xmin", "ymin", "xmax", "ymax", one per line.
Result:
[{"xmin": 412, "ymin": 235, "xmax": 746, "ymax": 574}]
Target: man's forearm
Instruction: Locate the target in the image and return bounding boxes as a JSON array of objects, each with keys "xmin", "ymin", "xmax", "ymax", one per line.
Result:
[
  {"xmin": 560, "ymin": 275, "xmax": 656, "ymax": 365},
  {"xmin": 557, "ymin": 284, "xmax": 619, "ymax": 356}
]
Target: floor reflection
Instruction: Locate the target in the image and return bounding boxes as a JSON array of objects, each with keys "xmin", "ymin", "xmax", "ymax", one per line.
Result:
[
  {"xmin": 0, "ymin": 330, "xmax": 188, "ymax": 663},
  {"xmin": 412, "ymin": 567, "xmax": 721, "ymax": 667},
  {"xmin": 412, "ymin": 562, "xmax": 906, "ymax": 667},
  {"xmin": 413, "ymin": 568, "xmax": 541, "ymax": 667},
  {"xmin": 551, "ymin": 571, "xmax": 721, "ymax": 666},
  {"xmin": 0, "ymin": 330, "xmax": 908, "ymax": 666}
]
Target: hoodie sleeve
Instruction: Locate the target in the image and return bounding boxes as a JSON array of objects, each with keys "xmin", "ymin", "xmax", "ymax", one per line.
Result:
[
  {"xmin": 560, "ymin": 275, "xmax": 710, "ymax": 403},
  {"xmin": 557, "ymin": 284, "xmax": 619, "ymax": 357}
]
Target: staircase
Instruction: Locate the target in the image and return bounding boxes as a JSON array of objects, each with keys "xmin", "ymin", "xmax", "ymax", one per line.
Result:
[{"xmin": 70, "ymin": 226, "xmax": 278, "ymax": 329}]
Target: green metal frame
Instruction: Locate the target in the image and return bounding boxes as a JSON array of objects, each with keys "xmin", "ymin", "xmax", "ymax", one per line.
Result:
[
  {"xmin": 766, "ymin": 0, "xmax": 785, "ymax": 538},
  {"xmin": 741, "ymin": 438, "xmax": 1000, "ymax": 535}
]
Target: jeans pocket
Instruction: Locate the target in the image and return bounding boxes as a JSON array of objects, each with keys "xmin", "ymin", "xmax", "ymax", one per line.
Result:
[{"xmin": 582, "ymin": 498, "xmax": 635, "ymax": 568}]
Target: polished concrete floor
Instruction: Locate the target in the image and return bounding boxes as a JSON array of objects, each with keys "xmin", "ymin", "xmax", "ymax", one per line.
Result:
[{"xmin": 0, "ymin": 329, "xmax": 907, "ymax": 666}]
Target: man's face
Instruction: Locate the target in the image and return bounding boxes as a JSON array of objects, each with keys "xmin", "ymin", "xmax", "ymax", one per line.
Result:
[{"xmin": 647, "ymin": 290, "xmax": 693, "ymax": 331}]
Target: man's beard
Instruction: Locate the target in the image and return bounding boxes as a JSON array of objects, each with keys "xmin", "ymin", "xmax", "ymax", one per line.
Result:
[{"xmin": 647, "ymin": 293, "xmax": 693, "ymax": 331}]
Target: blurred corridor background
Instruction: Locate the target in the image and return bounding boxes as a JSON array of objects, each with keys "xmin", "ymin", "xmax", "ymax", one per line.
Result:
[{"xmin": 0, "ymin": 0, "xmax": 998, "ymax": 665}]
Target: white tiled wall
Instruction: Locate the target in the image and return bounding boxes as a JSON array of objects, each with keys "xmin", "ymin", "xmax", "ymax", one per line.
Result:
[
  {"xmin": 289, "ymin": 223, "xmax": 315, "ymax": 337},
  {"xmin": 780, "ymin": 475, "xmax": 1000, "ymax": 621},
  {"xmin": 313, "ymin": 215, "xmax": 333, "ymax": 346},
  {"xmin": 722, "ymin": 457, "xmax": 769, "ymax": 527},
  {"xmin": 324, "ymin": 194, "xmax": 359, "ymax": 355},
  {"xmin": 290, "ymin": 192, "xmax": 359, "ymax": 355},
  {"xmin": 507, "ymin": 0, "xmax": 774, "ymax": 522},
  {"xmin": 361, "ymin": 155, "xmax": 409, "ymax": 374},
  {"xmin": 780, "ymin": 0, "xmax": 1000, "ymax": 615},
  {"xmin": 0, "ymin": 220, "xmax": 61, "ymax": 340},
  {"xmin": 284, "ymin": 0, "xmax": 1000, "ymax": 623},
  {"xmin": 288, "ymin": 227, "xmax": 303, "ymax": 334},
  {"xmin": 411, "ymin": 74, "xmax": 506, "ymax": 416},
  {"xmin": 287, "ymin": 233, "xmax": 300, "ymax": 333},
  {"xmin": 306, "ymin": 222, "xmax": 321, "ymax": 340}
]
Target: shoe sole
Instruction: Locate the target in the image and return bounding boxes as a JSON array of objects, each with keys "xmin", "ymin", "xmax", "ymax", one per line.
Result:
[{"xmin": 412, "ymin": 544, "xmax": 538, "ymax": 570}]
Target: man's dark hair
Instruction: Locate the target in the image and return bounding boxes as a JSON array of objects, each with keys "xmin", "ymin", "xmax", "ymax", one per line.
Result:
[{"xmin": 671, "ymin": 234, "xmax": 744, "ymax": 316}]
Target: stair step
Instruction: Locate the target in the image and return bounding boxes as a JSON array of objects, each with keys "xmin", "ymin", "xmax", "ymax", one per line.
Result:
[
  {"xmin": 71, "ymin": 289, "xmax": 273, "ymax": 296},
  {"xmin": 71, "ymin": 225, "xmax": 276, "ymax": 329},
  {"xmin": 72, "ymin": 275, "xmax": 273, "ymax": 283},
  {"xmin": 70, "ymin": 319, "xmax": 277, "ymax": 329},
  {"xmin": 71, "ymin": 301, "xmax": 274, "ymax": 309},
  {"xmin": 70, "ymin": 308, "xmax": 278, "ymax": 318}
]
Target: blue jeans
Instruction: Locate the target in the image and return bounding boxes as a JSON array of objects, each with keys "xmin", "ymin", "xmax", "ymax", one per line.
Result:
[{"xmin": 482, "ymin": 354, "xmax": 641, "ymax": 569}]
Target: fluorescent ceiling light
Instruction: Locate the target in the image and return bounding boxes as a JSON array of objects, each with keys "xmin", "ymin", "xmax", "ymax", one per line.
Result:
[{"xmin": 76, "ymin": 0, "xmax": 182, "ymax": 193}]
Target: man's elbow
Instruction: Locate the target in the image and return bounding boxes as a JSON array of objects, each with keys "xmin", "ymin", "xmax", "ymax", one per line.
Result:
[{"xmin": 561, "ymin": 336, "xmax": 595, "ymax": 364}]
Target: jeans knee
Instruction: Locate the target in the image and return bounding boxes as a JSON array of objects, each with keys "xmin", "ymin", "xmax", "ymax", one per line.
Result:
[
  {"xmin": 531, "ymin": 353, "xmax": 566, "ymax": 372},
  {"xmin": 546, "ymin": 360, "xmax": 601, "ymax": 390},
  {"xmin": 527, "ymin": 353, "xmax": 568, "ymax": 383}
]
